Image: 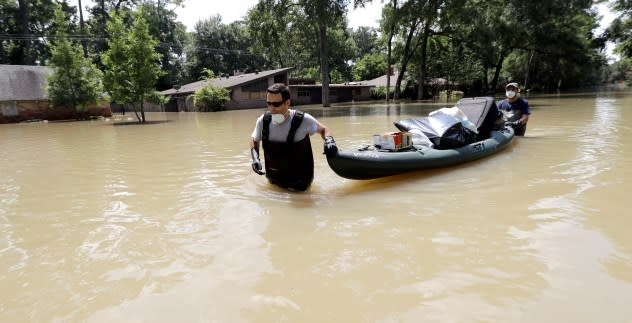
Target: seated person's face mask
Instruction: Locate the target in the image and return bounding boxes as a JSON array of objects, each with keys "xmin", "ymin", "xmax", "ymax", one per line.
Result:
[{"xmin": 506, "ymin": 90, "xmax": 516, "ymax": 99}]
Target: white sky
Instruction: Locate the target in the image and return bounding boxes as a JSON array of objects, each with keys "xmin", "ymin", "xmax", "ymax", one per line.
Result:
[
  {"xmin": 74, "ymin": 0, "xmax": 617, "ymax": 58},
  {"xmin": 74, "ymin": 0, "xmax": 386, "ymax": 30},
  {"xmin": 174, "ymin": 0, "xmax": 386, "ymax": 30},
  {"xmin": 74, "ymin": 0, "xmax": 614, "ymax": 32}
]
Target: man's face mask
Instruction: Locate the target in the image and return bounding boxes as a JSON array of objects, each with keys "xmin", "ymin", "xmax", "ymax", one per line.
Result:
[
  {"xmin": 506, "ymin": 90, "xmax": 517, "ymax": 99},
  {"xmin": 271, "ymin": 113, "xmax": 286, "ymax": 125}
]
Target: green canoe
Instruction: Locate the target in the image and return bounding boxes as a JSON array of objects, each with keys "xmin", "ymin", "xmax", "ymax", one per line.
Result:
[{"xmin": 326, "ymin": 126, "xmax": 514, "ymax": 180}]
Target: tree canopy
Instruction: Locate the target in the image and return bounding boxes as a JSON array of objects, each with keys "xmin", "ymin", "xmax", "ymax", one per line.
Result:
[
  {"xmin": 0, "ymin": 0, "xmax": 628, "ymax": 104},
  {"xmin": 47, "ymin": 4, "xmax": 103, "ymax": 112},
  {"xmin": 102, "ymin": 11, "xmax": 164, "ymax": 123}
]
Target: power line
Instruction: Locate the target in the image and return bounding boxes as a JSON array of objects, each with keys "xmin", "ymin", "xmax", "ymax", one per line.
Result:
[
  {"xmin": 0, "ymin": 34, "xmax": 106, "ymax": 41},
  {"xmin": 0, "ymin": 33, "xmax": 265, "ymax": 58}
]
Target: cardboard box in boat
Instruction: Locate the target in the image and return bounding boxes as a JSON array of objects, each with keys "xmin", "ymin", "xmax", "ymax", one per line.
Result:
[{"xmin": 373, "ymin": 131, "xmax": 413, "ymax": 151}]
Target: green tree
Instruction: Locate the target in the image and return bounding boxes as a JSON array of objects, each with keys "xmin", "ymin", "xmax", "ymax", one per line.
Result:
[
  {"xmin": 325, "ymin": 22, "xmax": 357, "ymax": 83},
  {"xmin": 454, "ymin": 0, "xmax": 519, "ymax": 93},
  {"xmin": 102, "ymin": 11, "xmax": 164, "ymax": 123},
  {"xmin": 193, "ymin": 84, "xmax": 231, "ymax": 112},
  {"xmin": 140, "ymin": 0, "xmax": 187, "ymax": 90},
  {"xmin": 350, "ymin": 26, "xmax": 382, "ymax": 59},
  {"xmin": 4, "ymin": 0, "xmax": 76, "ymax": 65},
  {"xmin": 0, "ymin": 0, "xmax": 16, "ymax": 63},
  {"xmin": 414, "ymin": 0, "xmax": 460, "ymax": 99},
  {"xmin": 429, "ymin": 35, "xmax": 481, "ymax": 96},
  {"xmin": 442, "ymin": 0, "xmax": 604, "ymax": 93},
  {"xmin": 502, "ymin": 0, "xmax": 604, "ymax": 90},
  {"xmin": 247, "ymin": 0, "xmax": 368, "ymax": 107},
  {"xmin": 352, "ymin": 52, "xmax": 386, "ymax": 81},
  {"xmin": 381, "ymin": 0, "xmax": 400, "ymax": 101},
  {"xmin": 186, "ymin": 16, "xmax": 262, "ymax": 82},
  {"xmin": 303, "ymin": 0, "xmax": 339, "ymax": 96},
  {"xmin": 102, "ymin": 12, "xmax": 134, "ymax": 114},
  {"xmin": 608, "ymin": 57, "xmax": 632, "ymax": 83},
  {"xmin": 85, "ymin": 0, "xmax": 139, "ymax": 67},
  {"xmin": 390, "ymin": 0, "xmax": 424, "ymax": 99},
  {"xmin": 246, "ymin": 2, "xmax": 326, "ymax": 77},
  {"xmin": 47, "ymin": 4, "xmax": 103, "ymax": 113},
  {"xmin": 607, "ymin": 0, "xmax": 632, "ymax": 58}
]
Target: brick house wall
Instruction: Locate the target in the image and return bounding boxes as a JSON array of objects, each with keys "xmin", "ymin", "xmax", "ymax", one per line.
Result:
[{"xmin": 0, "ymin": 100, "xmax": 112, "ymax": 124}]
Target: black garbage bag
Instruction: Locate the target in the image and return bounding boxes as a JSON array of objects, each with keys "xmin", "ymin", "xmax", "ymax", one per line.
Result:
[
  {"xmin": 433, "ymin": 121, "xmax": 477, "ymax": 149},
  {"xmin": 455, "ymin": 97, "xmax": 503, "ymax": 140}
]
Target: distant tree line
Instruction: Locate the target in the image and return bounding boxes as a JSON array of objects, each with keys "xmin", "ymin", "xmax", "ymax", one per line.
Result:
[{"xmin": 1, "ymin": 0, "xmax": 631, "ymax": 104}]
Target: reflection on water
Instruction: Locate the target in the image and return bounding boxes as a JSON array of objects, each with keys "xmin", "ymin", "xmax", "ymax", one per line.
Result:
[{"xmin": 1, "ymin": 90, "xmax": 632, "ymax": 322}]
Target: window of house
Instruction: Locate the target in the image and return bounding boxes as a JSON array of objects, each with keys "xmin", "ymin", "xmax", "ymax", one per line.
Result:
[
  {"xmin": 297, "ymin": 89, "xmax": 311, "ymax": 98},
  {"xmin": 1, "ymin": 101, "xmax": 18, "ymax": 116},
  {"xmin": 242, "ymin": 80, "xmax": 268, "ymax": 100}
]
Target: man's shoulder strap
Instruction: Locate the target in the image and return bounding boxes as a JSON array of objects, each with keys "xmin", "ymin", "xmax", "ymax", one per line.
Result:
[
  {"xmin": 262, "ymin": 112, "xmax": 272, "ymax": 143},
  {"xmin": 287, "ymin": 110, "xmax": 305, "ymax": 144}
]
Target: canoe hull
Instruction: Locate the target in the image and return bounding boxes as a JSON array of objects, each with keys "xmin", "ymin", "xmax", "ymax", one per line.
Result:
[{"xmin": 326, "ymin": 127, "xmax": 514, "ymax": 180}]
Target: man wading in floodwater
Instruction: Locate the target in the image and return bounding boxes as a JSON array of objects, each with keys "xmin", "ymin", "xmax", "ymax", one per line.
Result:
[
  {"xmin": 249, "ymin": 83, "xmax": 338, "ymax": 191},
  {"xmin": 498, "ymin": 82, "xmax": 532, "ymax": 136}
]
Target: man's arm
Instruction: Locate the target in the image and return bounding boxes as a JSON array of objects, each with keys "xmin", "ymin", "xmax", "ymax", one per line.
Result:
[
  {"xmin": 316, "ymin": 121, "xmax": 337, "ymax": 157},
  {"xmin": 249, "ymin": 138, "xmax": 264, "ymax": 175},
  {"xmin": 316, "ymin": 122, "xmax": 333, "ymax": 140}
]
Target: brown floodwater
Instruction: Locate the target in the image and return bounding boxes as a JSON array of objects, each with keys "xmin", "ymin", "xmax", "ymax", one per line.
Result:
[{"xmin": 1, "ymin": 90, "xmax": 631, "ymax": 322}]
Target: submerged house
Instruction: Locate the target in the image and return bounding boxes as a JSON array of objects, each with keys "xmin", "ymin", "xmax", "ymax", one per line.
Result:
[
  {"xmin": 365, "ymin": 71, "xmax": 462, "ymax": 99},
  {"xmin": 160, "ymin": 67, "xmax": 375, "ymax": 111},
  {"xmin": 0, "ymin": 65, "xmax": 111, "ymax": 123},
  {"xmin": 290, "ymin": 81, "xmax": 374, "ymax": 105},
  {"xmin": 1, "ymin": 65, "xmax": 53, "ymax": 123},
  {"xmin": 160, "ymin": 67, "xmax": 293, "ymax": 111}
]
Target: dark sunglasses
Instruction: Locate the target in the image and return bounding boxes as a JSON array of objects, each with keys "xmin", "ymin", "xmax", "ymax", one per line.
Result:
[{"xmin": 266, "ymin": 100, "xmax": 285, "ymax": 107}]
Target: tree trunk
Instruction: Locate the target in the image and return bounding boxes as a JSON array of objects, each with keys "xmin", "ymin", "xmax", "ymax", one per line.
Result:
[
  {"xmin": 524, "ymin": 50, "xmax": 534, "ymax": 90},
  {"xmin": 78, "ymin": 0, "xmax": 88, "ymax": 57},
  {"xmin": 101, "ymin": 0, "xmax": 107, "ymax": 25},
  {"xmin": 385, "ymin": 0, "xmax": 397, "ymax": 102},
  {"xmin": 132, "ymin": 103, "xmax": 141, "ymax": 123},
  {"xmin": 17, "ymin": 0, "xmax": 30, "ymax": 65},
  {"xmin": 318, "ymin": 22, "xmax": 330, "ymax": 107},
  {"xmin": 140, "ymin": 102, "xmax": 146, "ymax": 123},
  {"xmin": 386, "ymin": 36, "xmax": 393, "ymax": 102},
  {"xmin": 417, "ymin": 20, "xmax": 431, "ymax": 100},
  {"xmin": 489, "ymin": 53, "xmax": 506, "ymax": 94},
  {"xmin": 482, "ymin": 64, "xmax": 489, "ymax": 94},
  {"xmin": 394, "ymin": 20, "xmax": 419, "ymax": 99},
  {"xmin": 114, "ymin": 0, "xmax": 126, "ymax": 14},
  {"xmin": 139, "ymin": 94, "xmax": 146, "ymax": 123}
]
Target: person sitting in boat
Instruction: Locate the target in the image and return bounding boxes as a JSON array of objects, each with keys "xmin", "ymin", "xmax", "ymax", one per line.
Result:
[
  {"xmin": 250, "ymin": 83, "xmax": 338, "ymax": 191},
  {"xmin": 497, "ymin": 82, "xmax": 531, "ymax": 136}
]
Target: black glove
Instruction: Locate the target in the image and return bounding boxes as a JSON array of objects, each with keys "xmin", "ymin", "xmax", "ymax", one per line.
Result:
[
  {"xmin": 511, "ymin": 119, "xmax": 523, "ymax": 127},
  {"xmin": 505, "ymin": 120, "xmax": 523, "ymax": 127},
  {"xmin": 250, "ymin": 147, "xmax": 264, "ymax": 175},
  {"xmin": 323, "ymin": 136, "xmax": 338, "ymax": 157}
]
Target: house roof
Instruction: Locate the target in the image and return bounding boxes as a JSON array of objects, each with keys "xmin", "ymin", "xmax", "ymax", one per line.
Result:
[
  {"xmin": 291, "ymin": 83, "xmax": 374, "ymax": 88},
  {"xmin": 364, "ymin": 72, "xmax": 449, "ymax": 87},
  {"xmin": 0, "ymin": 65, "xmax": 53, "ymax": 101},
  {"xmin": 161, "ymin": 67, "xmax": 294, "ymax": 96},
  {"xmin": 362, "ymin": 71, "xmax": 404, "ymax": 87}
]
